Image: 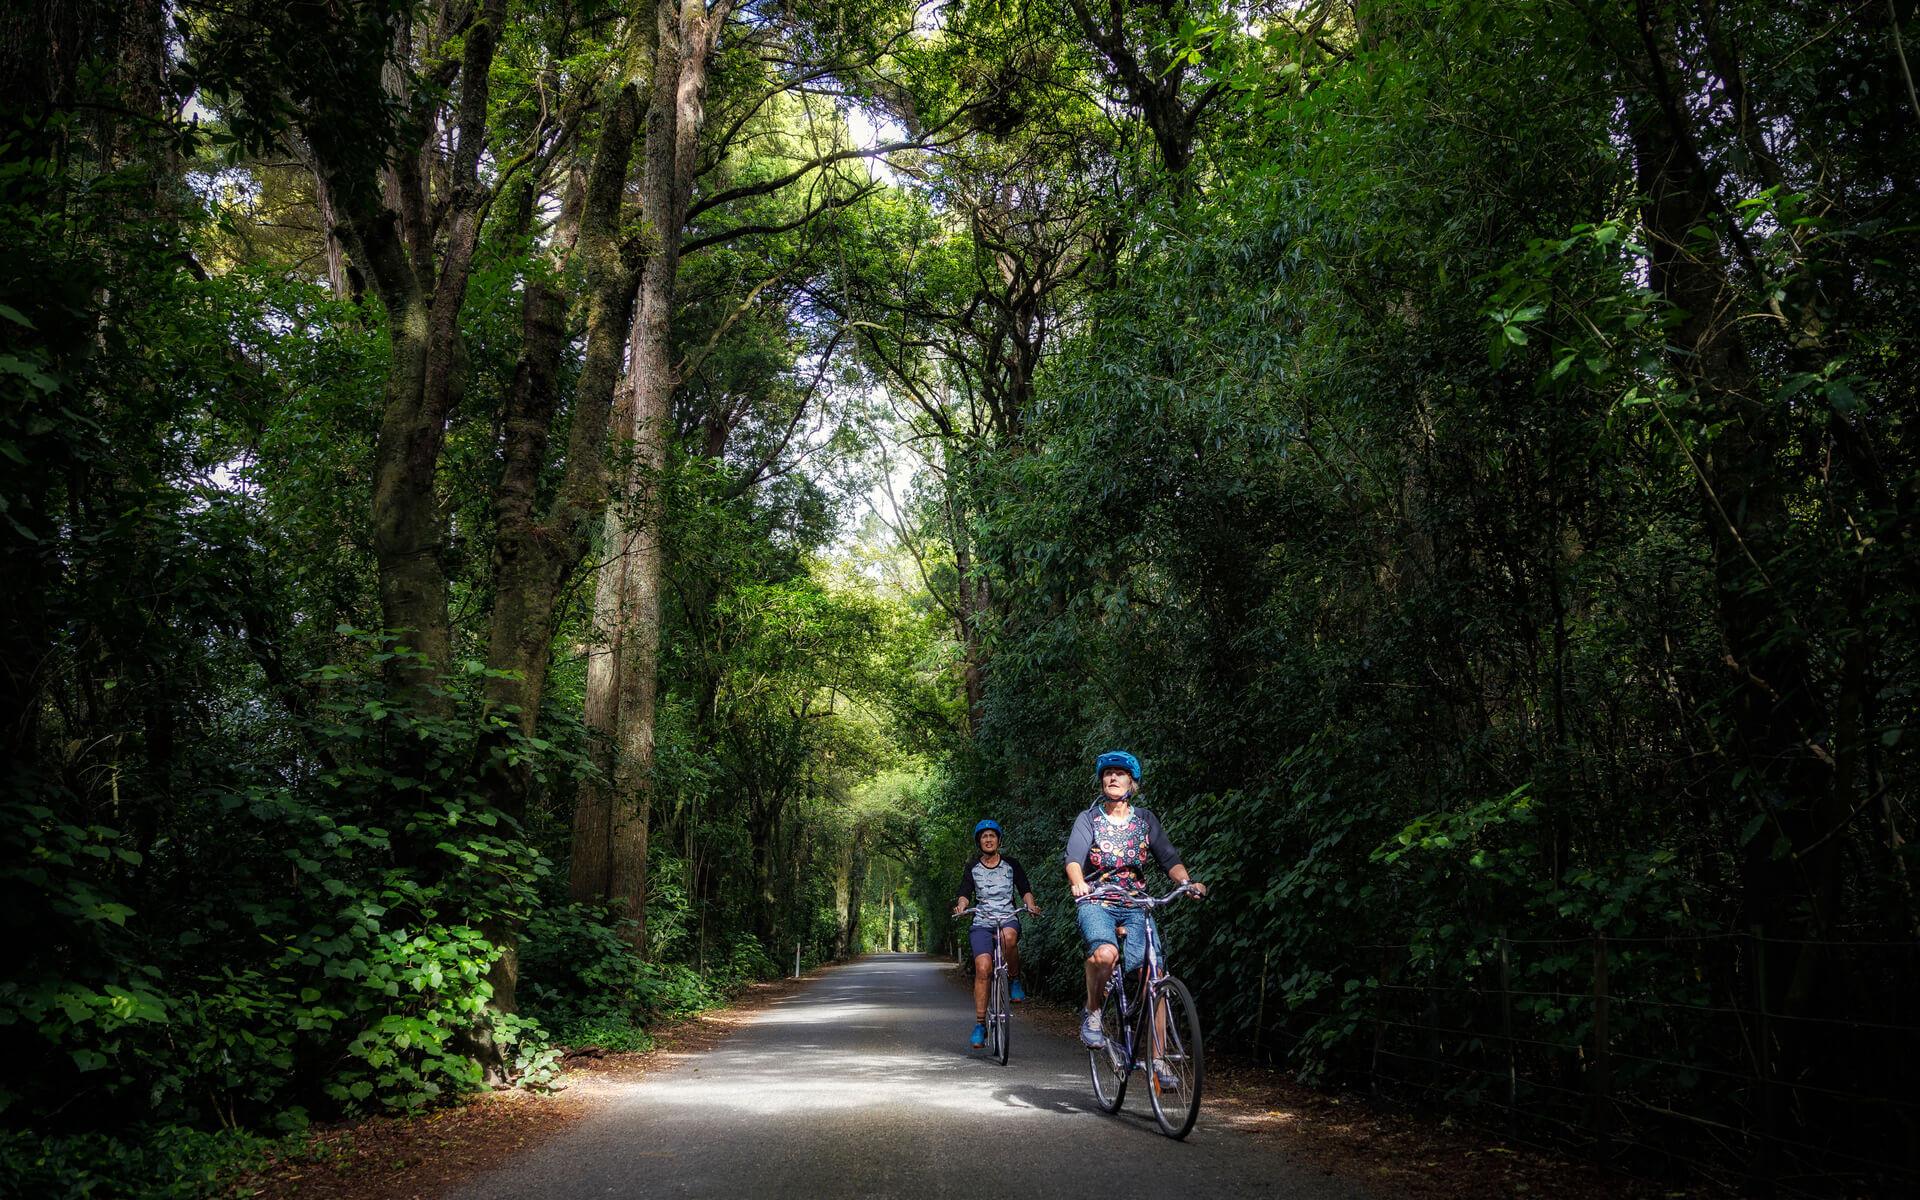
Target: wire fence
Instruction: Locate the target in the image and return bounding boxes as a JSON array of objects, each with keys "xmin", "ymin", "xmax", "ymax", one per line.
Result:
[{"xmin": 1251, "ymin": 929, "xmax": 1919, "ymax": 1198}]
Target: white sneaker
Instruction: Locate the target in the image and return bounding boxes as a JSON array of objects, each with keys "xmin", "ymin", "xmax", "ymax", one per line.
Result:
[
  {"xmin": 1079, "ymin": 1009, "xmax": 1106, "ymax": 1048},
  {"xmin": 1152, "ymin": 1057, "xmax": 1182, "ymax": 1090}
]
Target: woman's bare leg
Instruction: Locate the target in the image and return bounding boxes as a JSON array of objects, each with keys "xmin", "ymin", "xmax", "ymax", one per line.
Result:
[{"xmin": 1085, "ymin": 943, "xmax": 1118, "ymax": 1010}]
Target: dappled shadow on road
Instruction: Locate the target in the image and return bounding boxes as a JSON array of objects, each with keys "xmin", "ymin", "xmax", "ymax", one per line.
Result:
[
  {"xmin": 984, "ymin": 1078, "xmax": 1101, "ymax": 1117},
  {"xmin": 628, "ymin": 1042, "xmax": 1063, "ymax": 1118},
  {"xmin": 603, "ymin": 954, "xmax": 1127, "ymax": 1123},
  {"xmin": 454, "ymin": 956, "xmax": 1361, "ymax": 1200}
]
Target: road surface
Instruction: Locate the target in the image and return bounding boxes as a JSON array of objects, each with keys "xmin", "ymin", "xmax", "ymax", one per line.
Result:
[{"xmin": 457, "ymin": 953, "xmax": 1368, "ymax": 1199}]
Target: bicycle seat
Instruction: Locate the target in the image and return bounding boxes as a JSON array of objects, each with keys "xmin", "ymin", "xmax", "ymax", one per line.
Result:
[{"xmin": 1114, "ymin": 925, "xmax": 1128, "ymax": 937}]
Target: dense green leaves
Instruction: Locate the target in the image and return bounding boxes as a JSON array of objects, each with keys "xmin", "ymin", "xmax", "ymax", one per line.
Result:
[
  {"xmin": 8, "ymin": 0, "xmax": 1918, "ymax": 1192},
  {"xmin": 891, "ymin": 0, "xmax": 1919, "ymax": 1182}
]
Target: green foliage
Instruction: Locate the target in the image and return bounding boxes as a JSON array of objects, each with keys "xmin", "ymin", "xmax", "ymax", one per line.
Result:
[
  {"xmin": 0, "ymin": 1126, "xmax": 275, "ymax": 1200},
  {"xmin": 19, "ymin": 0, "xmax": 1915, "ymax": 1191},
  {"xmin": 896, "ymin": 0, "xmax": 1920, "ymax": 1177},
  {"xmin": 518, "ymin": 903, "xmax": 781, "ymax": 1054},
  {"xmin": 4, "ymin": 0, "xmax": 950, "ymax": 1186},
  {"xmin": 2, "ymin": 637, "xmax": 577, "ymax": 1126}
]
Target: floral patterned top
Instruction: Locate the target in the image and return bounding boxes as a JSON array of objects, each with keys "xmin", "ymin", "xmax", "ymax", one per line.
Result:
[{"xmin": 1063, "ymin": 804, "xmax": 1182, "ymax": 893}]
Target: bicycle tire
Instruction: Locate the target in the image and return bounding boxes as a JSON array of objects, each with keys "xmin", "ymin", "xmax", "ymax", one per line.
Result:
[
  {"xmin": 1089, "ymin": 981, "xmax": 1130, "ymax": 1112},
  {"xmin": 992, "ymin": 965, "xmax": 1011, "ymax": 1065},
  {"xmin": 1144, "ymin": 975, "xmax": 1204, "ymax": 1139}
]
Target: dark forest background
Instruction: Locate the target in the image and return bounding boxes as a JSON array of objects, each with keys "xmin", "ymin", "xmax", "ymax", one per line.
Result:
[{"xmin": 3, "ymin": 2, "xmax": 1916, "ymax": 1195}]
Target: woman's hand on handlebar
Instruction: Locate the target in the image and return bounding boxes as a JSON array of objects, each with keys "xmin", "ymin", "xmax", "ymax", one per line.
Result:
[
  {"xmin": 1070, "ymin": 881, "xmax": 1092, "ymax": 899},
  {"xmin": 1184, "ymin": 880, "xmax": 1208, "ymax": 898}
]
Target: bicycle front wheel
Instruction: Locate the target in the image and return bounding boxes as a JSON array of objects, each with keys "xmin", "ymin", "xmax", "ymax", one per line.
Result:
[
  {"xmin": 992, "ymin": 967, "xmax": 1011, "ymax": 1065},
  {"xmin": 1089, "ymin": 983, "xmax": 1130, "ymax": 1112},
  {"xmin": 1145, "ymin": 975, "xmax": 1204, "ymax": 1138}
]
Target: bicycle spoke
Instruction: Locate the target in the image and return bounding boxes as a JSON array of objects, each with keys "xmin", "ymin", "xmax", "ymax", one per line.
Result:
[
  {"xmin": 993, "ymin": 965, "xmax": 1011, "ymax": 1064},
  {"xmin": 1146, "ymin": 976, "xmax": 1204, "ymax": 1138},
  {"xmin": 1089, "ymin": 982, "xmax": 1130, "ymax": 1112}
]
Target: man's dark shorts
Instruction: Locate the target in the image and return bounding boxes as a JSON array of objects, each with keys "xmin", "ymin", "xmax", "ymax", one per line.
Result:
[{"xmin": 968, "ymin": 917, "xmax": 1020, "ymax": 957}]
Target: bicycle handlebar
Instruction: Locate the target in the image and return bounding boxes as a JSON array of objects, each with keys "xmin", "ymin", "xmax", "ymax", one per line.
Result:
[{"xmin": 1073, "ymin": 882, "xmax": 1206, "ymax": 907}]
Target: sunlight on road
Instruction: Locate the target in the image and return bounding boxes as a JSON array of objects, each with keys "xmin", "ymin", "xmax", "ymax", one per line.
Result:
[
  {"xmin": 747, "ymin": 1002, "xmax": 924, "ymax": 1025},
  {"xmin": 458, "ymin": 956, "xmax": 1364, "ymax": 1200},
  {"xmin": 644, "ymin": 991, "xmax": 1086, "ymax": 1116}
]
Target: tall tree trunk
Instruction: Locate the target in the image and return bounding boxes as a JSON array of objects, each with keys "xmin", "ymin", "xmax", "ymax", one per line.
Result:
[
  {"xmin": 833, "ymin": 841, "xmax": 853, "ymax": 959},
  {"xmin": 942, "ymin": 446, "xmax": 989, "ymax": 733},
  {"xmin": 306, "ymin": 156, "xmax": 356, "ymax": 302},
  {"xmin": 843, "ymin": 832, "xmax": 868, "ymax": 958},
  {"xmin": 483, "ymin": 175, "xmax": 584, "ymax": 738},
  {"xmin": 582, "ymin": 0, "xmax": 736, "ymax": 953},
  {"xmin": 488, "ymin": 82, "xmax": 646, "ymax": 749},
  {"xmin": 574, "ymin": 523, "xmax": 625, "ymax": 900},
  {"xmin": 560, "ymin": 82, "xmax": 648, "ymax": 906},
  {"xmin": 291, "ymin": 0, "xmax": 514, "ymax": 1077},
  {"xmin": 748, "ymin": 790, "xmax": 783, "ymax": 943},
  {"xmin": 479, "ymin": 83, "xmax": 647, "ymax": 1029},
  {"xmin": 314, "ymin": 0, "xmax": 507, "ymax": 714}
]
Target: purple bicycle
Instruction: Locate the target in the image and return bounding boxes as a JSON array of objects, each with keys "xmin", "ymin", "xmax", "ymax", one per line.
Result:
[{"xmin": 1076, "ymin": 882, "xmax": 1206, "ymax": 1138}]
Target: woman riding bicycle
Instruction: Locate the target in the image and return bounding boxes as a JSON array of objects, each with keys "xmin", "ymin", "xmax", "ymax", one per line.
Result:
[
  {"xmin": 1064, "ymin": 750, "xmax": 1206, "ymax": 1054},
  {"xmin": 952, "ymin": 819, "xmax": 1039, "ymax": 1047}
]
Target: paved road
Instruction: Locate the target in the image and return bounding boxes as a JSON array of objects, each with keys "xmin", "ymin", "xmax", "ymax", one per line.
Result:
[{"xmin": 457, "ymin": 954, "xmax": 1368, "ymax": 1199}]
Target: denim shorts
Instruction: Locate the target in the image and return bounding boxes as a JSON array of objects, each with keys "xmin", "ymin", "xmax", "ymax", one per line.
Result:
[
  {"xmin": 968, "ymin": 918, "xmax": 1019, "ymax": 958},
  {"xmin": 1076, "ymin": 901, "xmax": 1147, "ymax": 973}
]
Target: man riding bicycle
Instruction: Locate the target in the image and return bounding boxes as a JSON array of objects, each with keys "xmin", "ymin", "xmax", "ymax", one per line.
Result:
[{"xmin": 952, "ymin": 819, "xmax": 1040, "ymax": 1048}]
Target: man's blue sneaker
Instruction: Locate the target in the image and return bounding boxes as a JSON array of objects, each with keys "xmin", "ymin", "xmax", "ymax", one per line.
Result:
[
  {"xmin": 1010, "ymin": 979, "xmax": 1027, "ymax": 1002},
  {"xmin": 970, "ymin": 1022, "xmax": 987, "ymax": 1048}
]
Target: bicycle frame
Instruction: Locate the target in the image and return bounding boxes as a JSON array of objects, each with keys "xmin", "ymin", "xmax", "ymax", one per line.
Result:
[
  {"xmin": 953, "ymin": 910, "xmax": 1018, "ymax": 1063},
  {"xmin": 952, "ymin": 911, "xmax": 1019, "ymax": 972},
  {"xmin": 1078, "ymin": 884, "xmax": 1196, "ymax": 1075}
]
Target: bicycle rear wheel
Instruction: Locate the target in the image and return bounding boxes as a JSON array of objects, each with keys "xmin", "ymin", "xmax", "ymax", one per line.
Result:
[
  {"xmin": 991, "ymin": 965, "xmax": 1011, "ymax": 1065},
  {"xmin": 1089, "ymin": 983, "xmax": 1130, "ymax": 1112},
  {"xmin": 1145, "ymin": 975, "xmax": 1204, "ymax": 1138}
]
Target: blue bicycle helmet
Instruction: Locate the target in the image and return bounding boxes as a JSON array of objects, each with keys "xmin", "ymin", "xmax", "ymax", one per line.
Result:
[
  {"xmin": 1093, "ymin": 750, "xmax": 1142, "ymax": 787},
  {"xmin": 973, "ymin": 819, "xmax": 1002, "ymax": 845}
]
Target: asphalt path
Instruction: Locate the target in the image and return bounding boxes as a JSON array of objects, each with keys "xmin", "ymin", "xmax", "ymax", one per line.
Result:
[{"xmin": 456, "ymin": 953, "xmax": 1369, "ymax": 1199}]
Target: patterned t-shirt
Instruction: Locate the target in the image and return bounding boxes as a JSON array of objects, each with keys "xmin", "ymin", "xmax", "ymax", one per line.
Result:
[
  {"xmin": 1063, "ymin": 803, "xmax": 1182, "ymax": 892},
  {"xmin": 955, "ymin": 856, "xmax": 1032, "ymax": 928},
  {"xmin": 1086, "ymin": 810, "xmax": 1152, "ymax": 890}
]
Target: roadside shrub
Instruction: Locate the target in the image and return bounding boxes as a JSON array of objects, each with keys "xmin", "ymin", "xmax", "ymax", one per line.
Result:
[
  {"xmin": 0, "ymin": 1126, "xmax": 273, "ymax": 1200},
  {"xmin": 1, "ymin": 643, "xmax": 568, "ymax": 1129},
  {"xmin": 518, "ymin": 903, "xmax": 740, "ymax": 1051},
  {"xmin": 712, "ymin": 932, "xmax": 779, "ymax": 992}
]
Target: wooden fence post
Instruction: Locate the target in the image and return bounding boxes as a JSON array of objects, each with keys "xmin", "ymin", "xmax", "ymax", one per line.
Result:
[
  {"xmin": 1590, "ymin": 932, "xmax": 1612, "ymax": 1164},
  {"xmin": 1751, "ymin": 925, "xmax": 1778, "ymax": 1197},
  {"xmin": 1498, "ymin": 929, "xmax": 1516, "ymax": 1132},
  {"xmin": 1369, "ymin": 946, "xmax": 1396, "ymax": 1096},
  {"xmin": 1255, "ymin": 947, "xmax": 1270, "ymax": 1063}
]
